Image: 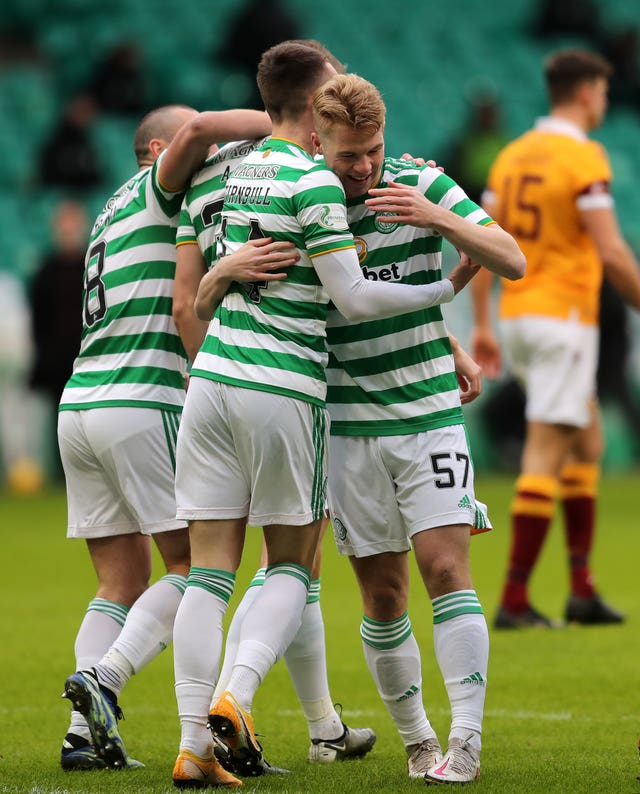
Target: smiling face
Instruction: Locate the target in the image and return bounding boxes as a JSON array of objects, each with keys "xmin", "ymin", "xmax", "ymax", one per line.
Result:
[{"xmin": 315, "ymin": 123, "xmax": 385, "ymax": 198}]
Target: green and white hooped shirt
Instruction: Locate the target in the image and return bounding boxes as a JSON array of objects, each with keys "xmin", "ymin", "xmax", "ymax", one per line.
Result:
[
  {"xmin": 190, "ymin": 137, "xmax": 355, "ymax": 407},
  {"xmin": 326, "ymin": 158, "xmax": 493, "ymax": 436},
  {"xmin": 60, "ymin": 152, "xmax": 188, "ymax": 413}
]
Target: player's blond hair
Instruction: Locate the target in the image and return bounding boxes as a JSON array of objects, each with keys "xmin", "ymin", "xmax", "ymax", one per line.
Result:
[{"xmin": 312, "ymin": 74, "xmax": 386, "ymax": 137}]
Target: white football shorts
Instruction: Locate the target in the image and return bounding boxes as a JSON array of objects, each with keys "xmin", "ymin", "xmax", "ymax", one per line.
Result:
[
  {"xmin": 58, "ymin": 407, "xmax": 185, "ymax": 539},
  {"xmin": 328, "ymin": 424, "xmax": 486, "ymax": 557},
  {"xmin": 174, "ymin": 377, "xmax": 328, "ymax": 526},
  {"xmin": 501, "ymin": 314, "xmax": 598, "ymax": 428}
]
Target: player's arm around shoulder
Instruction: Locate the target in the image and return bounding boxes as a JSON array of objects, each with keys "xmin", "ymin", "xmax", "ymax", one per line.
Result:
[
  {"xmin": 159, "ymin": 110, "xmax": 271, "ymax": 193},
  {"xmin": 365, "ymin": 173, "xmax": 525, "ymax": 281},
  {"xmin": 194, "ymin": 238, "xmax": 300, "ymax": 321}
]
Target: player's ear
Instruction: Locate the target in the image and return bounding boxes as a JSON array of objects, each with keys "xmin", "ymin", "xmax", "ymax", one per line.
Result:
[
  {"xmin": 311, "ymin": 131, "xmax": 323, "ymax": 153},
  {"xmin": 149, "ymin": 138, "xmax": 165, "ymax": 158}
]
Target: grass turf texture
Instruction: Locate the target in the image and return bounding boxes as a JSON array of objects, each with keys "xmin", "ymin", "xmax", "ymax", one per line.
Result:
[{"xmin": 1, "ymin": 474, "xmax": 638, "ymax": 793}]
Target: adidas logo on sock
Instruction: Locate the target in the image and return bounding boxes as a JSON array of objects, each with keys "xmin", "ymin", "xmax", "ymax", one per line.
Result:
[
  {"xmin": 396, "ymin": 684, "xmax": 420, "ymax": 702},
  {"xmin": 460, "ymin": 672, "xmax": 485, "ymax": 686},
  {"xmin": 458, "ymin": 494, "xmax": 473, "ymax": 510}
]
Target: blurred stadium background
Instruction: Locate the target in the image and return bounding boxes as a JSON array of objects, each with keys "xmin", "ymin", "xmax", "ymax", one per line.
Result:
[{"xmin": 1, "ymin": 0, "xmax": 639, "ymax": 488}]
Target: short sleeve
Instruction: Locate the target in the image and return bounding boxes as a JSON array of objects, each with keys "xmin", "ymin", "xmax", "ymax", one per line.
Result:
[
  {"xmin": 176, "ymin": 200, "xmax": 197, "ymax": 246},
  {"xmin": 295, "ymin": 166, "xmax": 355, "ymax": 258}
]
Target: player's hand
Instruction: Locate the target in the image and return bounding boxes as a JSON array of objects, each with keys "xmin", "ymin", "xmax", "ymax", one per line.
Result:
[
  {"xmin": 448, "ymin": 252, "xmax": 481, "ymax": 295},
  {"xmin": 470, "ymin": 326, "xmax": 502, "ymax": 379},
  {"xmin": 401, "ymin": 152, "xmax": 426, "ymax": 167},
  {"xmin": 400, "ymin": 153, "xmax": 445, "ymax": 173},
  {"xmin": 217, "ymin": 237, "xmax": 299, "ymax": 283},
  {"xmin": 451, "ymin": 344, "xmax": 482, "ymax": 404},
  {"xmin": 194, "ymin": 238, "xmax": 299, "ymax": 320},
  {"xmin": 365, "ymin": 181, "xmax": 443, "ymax": 228}
]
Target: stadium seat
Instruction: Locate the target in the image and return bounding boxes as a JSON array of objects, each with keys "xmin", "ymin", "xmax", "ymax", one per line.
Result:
[
  {"xmin": 5, "ymin": 0, "xmax": 638, "ymax": 230},
  {"xmin": 91, "ymin": 116, "xmax": 139, "ymax": 191}
]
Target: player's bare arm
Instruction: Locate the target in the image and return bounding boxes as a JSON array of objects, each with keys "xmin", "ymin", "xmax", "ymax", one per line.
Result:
[
  {"xmin": 159, "ymin": 110, "xmax": 271, "ymax": 191},
  {"xmin": 173, "ymin": 243, "xmax": 210, "ymax": 363},
  {"xmin": 447, "ymin": 252, "xmax": 481, "ymax": 295},
  {"xmin": 449, "ymin": 333, "xmax": 482, "ymax": 404},
  {"xmin": 469, "ymin": 266, "xmax": 502, "ymax": 379},
  {"xmin": 194, "ymin": 237, "xmax": 299, "ymax": 320},
  {"xmin": 581, "ymin": 206, "xmax": 640, "ymax": 310},
  {"xmin": 365, "ymin": 180, "xmax": 526, "ymax": 280}
]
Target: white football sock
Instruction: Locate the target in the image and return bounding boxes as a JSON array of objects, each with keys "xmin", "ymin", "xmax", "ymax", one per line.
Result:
[
  {"xmin": 69, "ymin": 598, "xmax": 129, "ymax": 739},
  {"xmin": 432, "ymin": 591, "xmax": 488, "ymax": 750},
  {"xmin": 212, "ymin": 570, "xmax": 264, "ymax": 701},
  {"xmin": 227, "ymin": 563, "xmax": 309, "ymax": 712},
  {"xmin": 94, "ymin": 574, "xmax": 186, "ymax": 698},
  {"xmin": 361, "ymin": 612, "xmax": 436, "ymax": 747},
  {"xmin": 68, "ymin": 710, "xmax": 91, "ymax": 742},
  {"xmin": 284, "ymin": 584, "xmax": 342, "ymax": 740},
  {"xmin": 74, "ymin": 598, "xmax": 129, "ymax": 670},
  {"xmin": 174, "ymin": 568, "xmax": 235, "ymax": 757}
]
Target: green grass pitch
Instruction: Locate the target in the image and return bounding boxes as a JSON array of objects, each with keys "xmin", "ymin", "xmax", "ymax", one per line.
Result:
[{"xmin": 1, "ymin": 474, "xmax": 638, "ymax": 793}]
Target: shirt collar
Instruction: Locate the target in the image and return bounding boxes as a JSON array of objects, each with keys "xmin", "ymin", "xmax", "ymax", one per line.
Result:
[{"xmin": 534, "ymin": 116, "xmax": 587, "ymax": 141}]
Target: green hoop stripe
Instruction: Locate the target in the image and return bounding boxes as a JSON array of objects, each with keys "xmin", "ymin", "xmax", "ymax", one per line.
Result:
[
  {"xmin": 360, "ymin": 612, "xmax": 413, "ymax": 650},
  {"xmin": 432, "ymin": 590, "xmax": 484, "ymax": 624},
  {"xmin": 187, "ymin": 567, "xmax": 235, "ymax": 604},
  {"xmin": 307, "ymin": 579, "xmax": 321, "ymax": 604},
  {"xmin": 248, "ymin": 568, "xmax": 267, "ymax": 588},
  {"xmin": 433, "ymin": 604, "xmax": 485, "ymax": 624},
  {"xmin": 86, "ymin": 597, "xmax": 129, "ymax": 627},
  {"xmin": 265, "ymin": 562, "xmax": 311, "ymax": 590},
  {"xmin": 161, "ymin": 573, "xmax": 187, "ymax": 595}
]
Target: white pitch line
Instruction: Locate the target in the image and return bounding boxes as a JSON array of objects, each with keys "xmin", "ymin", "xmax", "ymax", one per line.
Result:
[
  {"xmin": 484, "ymin": 708, "xmax": 571, "ymax": 721},
  {"xmin": 277, "ymin": 707, "xmax": 637, "ymax": 723},
  {"xmin": 278, "ymin": 707, "xmax": 572, "ymax": 721}
]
